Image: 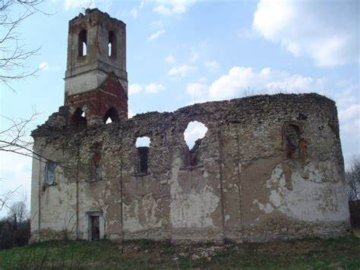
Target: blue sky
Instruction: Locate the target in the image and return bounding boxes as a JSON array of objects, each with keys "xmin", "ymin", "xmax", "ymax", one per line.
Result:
[{"xmin": 0, "ymin": 0, "xmax": 359, "ymax": 216}]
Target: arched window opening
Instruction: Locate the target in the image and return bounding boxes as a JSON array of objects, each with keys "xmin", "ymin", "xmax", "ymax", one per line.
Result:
[
  {"xmin": 108, "ymin": 31, "xmax": 116, "ymax": 57},
  {"xmin": 78, "ymin": 29, "xmax": 87, "ymax": 57},
  {"xmin": 135, "ymin": 136, "xmax": 150, "ymax": 175},
  {"xmin": 45, "ymin": 161, "xmax": 56, "ymax": 186},
  {"xmin": 103, "ymin": 107, "xmax": 119, "ymax": 124},
  {"xmin": 283, "ymin": 124, "xmax": 301, "ymax": 159},
  {"xmin": 70, "ymin": 108, "xmax": 87, "ymax": 130},
  {"xmin": 184, "ymin": 121, "xmax": 208, "ymax": 166}
]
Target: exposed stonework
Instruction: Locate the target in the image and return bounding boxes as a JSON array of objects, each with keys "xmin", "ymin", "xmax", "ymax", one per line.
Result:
[
  {"xmin": 31, "ymin": 93, "xmax": 350, "ymax": 243},
  {"xmin": 30, "ymin": 9, "xmax": 350, "ymax": 243}
]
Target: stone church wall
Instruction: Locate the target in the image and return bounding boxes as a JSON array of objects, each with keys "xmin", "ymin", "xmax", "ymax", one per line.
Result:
[{"xmin": 30, "ymin": 93, "xmax": 350, "ymax": 243}]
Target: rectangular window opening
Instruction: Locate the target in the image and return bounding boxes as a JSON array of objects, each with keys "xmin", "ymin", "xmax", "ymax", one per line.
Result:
[{"xmin": 137, "ymin": 147, "xmax": 149, "ymax": 174}]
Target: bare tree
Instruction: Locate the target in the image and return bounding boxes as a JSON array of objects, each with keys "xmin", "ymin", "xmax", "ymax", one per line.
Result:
[
  {"xmin": 0, "ymin": 113, "xmax": 38, "ymax": 158},
  {"xmin": 0, "ymin": 0, "xmax": 45, "ymax": 89},
  {"xmin": 0, "ymin": 0, "xmax": 46, "ymax": 211},
  {"xmin": 346, "ymin": 157, "xmax": 360, "ymax": 201},
  {"xmin": 0, "ymin": 200, "xmax": 30, "ymax": 248},
  {"xmin": 8, "ymin": 200, "xmax": 27, "ymax": 223},
  {"xmin": 0, "ymin": 184, "xmax": 19, "ymax": 210}
]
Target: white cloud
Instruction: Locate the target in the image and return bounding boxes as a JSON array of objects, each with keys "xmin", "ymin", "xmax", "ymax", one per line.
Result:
[
  {"xmin": 339, "ymin": 104, "xmax": 360, "ymax": 134},
  {"xmin": 186, "ymin": 82, "xmax": 208, "ymax": 103},
  {"xmin": 129, "ymin": 83, "xmax": 165, "ymax": 95},
  {"xmin": 209, "ymin": 66, "xmax": 326, "ymax": 101},
  {"xmin": 253, "ymin": 0, "xmax": 359, "ymax": 67},
  {"xmin": 153, "ymin": 0, "xmax": 198, "ymax": 15},
  {"xmin": 130, "ymin": 8, "xmax": 138, "ymax": 19},
  {"xmin": 129, "ymin": 84, "xmax": 143, "ymax": 95},
  {"xmin": 165, "ymin": 55, "xmax": 176, "ymax": 64},
  {"xmin": 336, "ymin": 84, "xmax": 360, "ymax": 137},
  {"xmin": 145, "ymin": 83, "xmax": 165, "ymax": 94},
  {"xmin": 186, "ymin": 66, "xmax": 326, "ymax": 102},
  {"xmin": 204, "ymin": 60, "xmax": 219, "ymax": 71},
  {"xmin": 151, "ymin": 20, "xmax": 164, "ymax": 29},
  {"xmin": 148, "ymin": 30, "xmax": 165, "ymax": 41},
  {"xmin": 168, "ymin": 65, "xmax": 197, "ymax": 78},
  {"xmin": 64, "ymin": 0, "xmax": 95, "ymax": 10},
  {"xmin": 131, "ymin": 0, "xmax": 145, "ymax": 19},
  {"xmin": 39, "ymin": 62, "xmax": 48, "ymax": 71}
]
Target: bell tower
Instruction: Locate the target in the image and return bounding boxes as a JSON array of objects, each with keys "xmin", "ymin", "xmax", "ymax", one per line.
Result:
[{"xmin": 64, "ymin": 9, "xmax": 128, "ymax": 126}]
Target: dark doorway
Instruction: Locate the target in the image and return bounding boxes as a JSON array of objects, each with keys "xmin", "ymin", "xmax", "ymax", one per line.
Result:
[{"xmin": 90, "ymin": 216, "xmax": 100, "ymax": 241}]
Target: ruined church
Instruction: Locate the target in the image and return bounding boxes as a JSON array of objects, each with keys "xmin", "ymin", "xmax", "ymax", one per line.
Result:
[{"xmin": 30, "ymin": 9, "xmax": 350, "ymax": 243}]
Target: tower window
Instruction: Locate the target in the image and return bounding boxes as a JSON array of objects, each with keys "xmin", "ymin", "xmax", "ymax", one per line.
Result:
[
  {"xmin": 78, "ymin": 29, "xmax": 87, "ymax": 57},
  {"xmin": 108, "ymin": 31, "xmax": 116, "ymax": 57}
]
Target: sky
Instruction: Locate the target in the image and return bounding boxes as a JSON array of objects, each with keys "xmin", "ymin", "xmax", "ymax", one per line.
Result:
[{"xmin": 0, "ymin": 0, "xmax": 359, "ymax": 217}]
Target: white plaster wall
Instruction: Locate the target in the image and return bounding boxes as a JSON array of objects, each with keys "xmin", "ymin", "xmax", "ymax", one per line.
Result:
[
  {"xmin": 40, "ymin": 164, "xmax": 77, "ymax": 233},
  {"xmin": 170, "ymin": 157, "xmax": 220, "ymax": 229},
  {"xmin": 123, "ymin": 193, "xmax": 162, "ymax": 233},
  {"xmin": 255, "ymin": 163, "xmax": 350, "ymax": 223}
]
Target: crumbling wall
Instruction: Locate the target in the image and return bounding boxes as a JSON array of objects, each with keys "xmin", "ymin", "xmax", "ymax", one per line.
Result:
[{"xmin": 30, "ymin": 94, "xmax": 350, "ymax": 243}]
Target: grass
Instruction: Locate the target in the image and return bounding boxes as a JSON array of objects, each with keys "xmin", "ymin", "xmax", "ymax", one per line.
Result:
[{"xmin": 0, "ymin": 237, "xmax": 359, "ymax": 269}]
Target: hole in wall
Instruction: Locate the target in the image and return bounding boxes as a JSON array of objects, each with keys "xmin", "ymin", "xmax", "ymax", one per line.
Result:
[
  {"xmin": 184, "ymin": 121, "xmax": 208, "ymax": 150},
  {"xmin": 184, "ymin": 121, "xmax": 208, "ymax": 166},
  {"xmin": 136, "ymin": 136, "xmax": 150, "ymax": 147},
  {"xmin": 135, "ymin": 136, "xmax": 150, "ymax": 174}
]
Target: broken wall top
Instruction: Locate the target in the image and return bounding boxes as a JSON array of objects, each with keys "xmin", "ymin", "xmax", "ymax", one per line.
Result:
[{"xmin": 32, "ymin": 93, "xmax": 338, "ymax": 138}]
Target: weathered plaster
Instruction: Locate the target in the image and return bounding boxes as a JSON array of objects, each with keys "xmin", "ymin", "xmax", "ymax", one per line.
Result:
[{"xmin": 31, "ymin": 93, "xmax": 350, "ymax": 243}]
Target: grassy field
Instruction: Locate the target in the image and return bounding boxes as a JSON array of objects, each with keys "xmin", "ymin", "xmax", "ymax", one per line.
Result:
[{"xmin": 0, "ymin": 236, "xmax": 359, "ymax": 269}]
